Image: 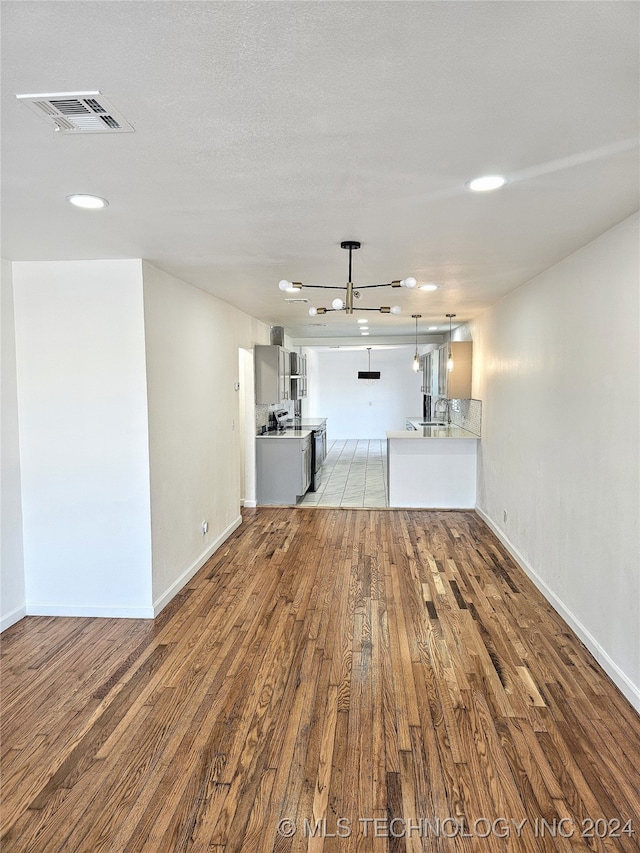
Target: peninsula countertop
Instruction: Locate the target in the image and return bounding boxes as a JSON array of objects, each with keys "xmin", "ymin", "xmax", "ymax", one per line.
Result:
[{"xmin": 387, "ymin": 425, "xmax": 480, "ymax": 440}]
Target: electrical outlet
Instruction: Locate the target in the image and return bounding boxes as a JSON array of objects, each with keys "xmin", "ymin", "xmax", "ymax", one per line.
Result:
[{"xmin": 201, "ymin": 521, "xmax": 209, "ymax": 536}]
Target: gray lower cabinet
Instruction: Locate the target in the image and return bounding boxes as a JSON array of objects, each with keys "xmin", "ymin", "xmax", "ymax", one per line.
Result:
[{"xmin": 256, "ymin": 435, "xmax": 312, "ymax": 504}]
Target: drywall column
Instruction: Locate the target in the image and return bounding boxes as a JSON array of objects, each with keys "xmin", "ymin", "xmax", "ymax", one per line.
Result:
[
  {"xmin": 141, "ymin": 262, "xmax": 270, "ymax": 612},
  {"xmin": 1, "ymin": 259, "xmax": 26, "ymax": 630},
  {"xmin": 12, "ymin": 260, "xmax": 153, "ymax": 617}
]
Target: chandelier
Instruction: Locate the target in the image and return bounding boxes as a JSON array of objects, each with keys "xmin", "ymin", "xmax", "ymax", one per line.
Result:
[{"xmin": 278, "ymin": 240, "xmax": 416, "ymax": 316}]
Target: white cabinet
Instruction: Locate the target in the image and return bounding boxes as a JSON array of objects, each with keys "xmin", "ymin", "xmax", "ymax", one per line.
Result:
[
  {"xmin": 256, "ymin": 434, "xmax": 312, "ymax": 504},
  {"xmin": 437, "ymin": 342, "xmax": 473, "ymax": 399},
  {"xmin": 255, "ymin": 345, "xmax": 291, "ymax": 404},
  {"xmin": 387, "ymin": 434, "xmax": 478, "ymax": 508},
  {"xmin": 301, "ymin": 436, "xmax": 312, "ymax": 492},
  {"xmin": 420, "ymin": 353, "xmax": 429, "ymax": 394},
  {"xmin": 290, "ymin": 352, "xmax": 307, "ymax": 400},
  {"xmin": 421, "ymin": 349, "xmax": 439, "ymax": 397}
]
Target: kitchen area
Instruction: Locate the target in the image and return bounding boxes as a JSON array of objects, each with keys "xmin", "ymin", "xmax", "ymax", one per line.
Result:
[
  {"xmin": 389, "ymin": 340, "xmax": 482, "ymax": 508},
  {"xmin": 254, "ymin": 335, "xmax": 329, "ymax": 505},
  {"xmin": 253, "ymin": 329, "xmax": 481, "ymax": 509}
]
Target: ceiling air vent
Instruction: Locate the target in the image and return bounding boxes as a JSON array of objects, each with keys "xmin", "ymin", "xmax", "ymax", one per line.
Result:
[{"xmin": 16, "ymin": 91, "xmax": 134, "ymax": 133}]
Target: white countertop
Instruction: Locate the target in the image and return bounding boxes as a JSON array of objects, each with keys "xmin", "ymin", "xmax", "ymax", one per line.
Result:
[
  {"xmin": 387, "ymin": 425, "xmax": 479, "ymax": 440},
  {"xmin": 256, "ymin": 428, "xmax": 314, "ymax": 439}
]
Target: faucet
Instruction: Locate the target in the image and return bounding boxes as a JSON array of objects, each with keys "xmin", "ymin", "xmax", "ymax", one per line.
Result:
[{"xmin": 434, "ymin": 397, "xmax": 451, "ymax": 424}]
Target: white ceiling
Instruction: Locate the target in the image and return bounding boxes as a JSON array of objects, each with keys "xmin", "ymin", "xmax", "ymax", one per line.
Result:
[{"xmin": 2, "ymin": 1, "xmax": 638, "ymax": 342}]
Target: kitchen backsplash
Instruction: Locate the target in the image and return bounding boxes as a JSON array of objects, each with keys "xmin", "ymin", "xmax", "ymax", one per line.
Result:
[
  {"xmin": 256, "ymin": 398, "xmax": 481, "ymax": 435},
  {"xmin": 449, "ymin": 398, "xmax": 482, "ymax": 436},
  {"xmin": 255, "ymin": 401, "xmax": 295, "ymax": 433},
  {"xmin": 255, "ymin": 404, "xmax": 270, "ymax": 432}
]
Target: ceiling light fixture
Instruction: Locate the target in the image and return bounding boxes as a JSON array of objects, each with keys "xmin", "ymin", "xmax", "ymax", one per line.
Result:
[
  {"xmin": 428, "ymin": 326, "xmax": 438, "ymax": 331},
  {"xmin": 419, "ymin": 283, "xmax": 439, "ymax": 292},
  {"xmin": 412, "ymin": 314, "xmax": 422, "ymax": 372},
  {"xmin": 66, "ymin": 193, "xmax": 108, "ymax": 209},
  {"xmin": 358, "ymin": 347, "xmax": 380, "ymax": 381},
  {"xmin": 279, "ymin": 241, "xmax": 414, "ymax": 317},
  {"xmin": 467, "ymin": 175, "xmax": 507, "ymax": 192},
  {"xmin": 446, "ymin": 313, "xmax": 456, "ymax": 371}
]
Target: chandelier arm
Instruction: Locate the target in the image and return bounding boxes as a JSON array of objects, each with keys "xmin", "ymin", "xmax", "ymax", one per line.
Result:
[
  {"xmin": 302, "ymin": 283, "xmax": 397, "ymax": 290},
  {"xmin": 354, "ymin": 282, "xmax": 395, "ymax": 289},
  {"xmin": 300, "ymin": 284, "xmax": 348, "ymax": 291}
]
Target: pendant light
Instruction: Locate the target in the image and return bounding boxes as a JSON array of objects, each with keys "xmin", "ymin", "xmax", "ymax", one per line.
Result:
[
  {"xmin": 446, "ymin": 313, "xmax": 456, "ymax": 372},
  {"xmin": 412, "ymin": 314, "xmax": 421, "ymax": 372},
  {"xmin": 357, "ymin": 347, "xmax": 381, "ymax": 381}
]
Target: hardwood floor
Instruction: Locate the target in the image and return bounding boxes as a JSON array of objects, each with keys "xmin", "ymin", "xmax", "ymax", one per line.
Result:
[{"xmin": 1, "ymin": 508, "xmax": 639, "ymax": 852}]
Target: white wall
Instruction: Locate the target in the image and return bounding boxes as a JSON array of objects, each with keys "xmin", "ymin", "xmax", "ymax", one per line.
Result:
[
  {"xmin": 470, "ymin": 213, "xmax": 640, "ymax": 710},
  {"xmin": 12, "ymin": 260, "xmax": 154, "ymax": 617},
  {"xmin": 239, "ymin": 348, "xmax": 257, "ymax": 507},
  {"xmin": 142, "ymin": 263, "xmax": 270, "ymax": 610},
  {"xmin": 1, "ymin": 260, "xmax": 26, "ymax": 630},
  {"xmin": 313, "ymin": 346, "xmax": 424, "ymax": 439}
]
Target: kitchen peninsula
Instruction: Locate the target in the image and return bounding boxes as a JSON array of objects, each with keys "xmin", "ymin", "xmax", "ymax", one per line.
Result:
[{"xmin": 387, "ymin": 421, "xmax": 480, "ymax": 508}]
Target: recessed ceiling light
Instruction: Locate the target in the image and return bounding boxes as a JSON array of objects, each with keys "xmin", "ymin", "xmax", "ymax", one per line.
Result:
[
  {"xmin": 419, "ymin": 283, "xmax": 439, "ymax": 292},
  {"xmin": 467, "ymin": 175, "xmax": 507, "ymax": 192},
  {"xmin": 66, "ymin": 193, "xmax": 109, "ymax": 209},
  {"xmin": 428, "ymin": 326, "xmax": 438, "ymax": 330},
  {"xmin": 361, "ymin": 331, "xmax": 370, "ymax": 336},
  {"xmin": 357, "ymin": 318, "xmax": 368, "ymax": 324}
]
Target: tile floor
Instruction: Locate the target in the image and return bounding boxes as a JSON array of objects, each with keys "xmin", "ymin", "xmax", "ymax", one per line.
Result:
[{"xmin": 300, "ymin": 439, "xmax": 388, "ymax": 508}]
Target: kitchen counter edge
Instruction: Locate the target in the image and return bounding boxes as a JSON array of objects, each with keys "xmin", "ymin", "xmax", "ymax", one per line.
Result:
[
  {"xmin": 387, "ymin": 426, "xmax": 480, "ymax": 440},
  {"xmin": 256, "ymin": 428, "xmax": 314, "ymax": 439}
]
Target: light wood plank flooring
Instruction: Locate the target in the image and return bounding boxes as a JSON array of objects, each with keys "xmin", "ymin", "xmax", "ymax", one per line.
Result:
[{"xmin": 2, "ymin": 508, "xmax": 639, "ymax": 852}]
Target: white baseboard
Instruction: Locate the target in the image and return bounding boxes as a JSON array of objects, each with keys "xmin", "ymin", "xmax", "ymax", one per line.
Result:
[
  {"xmin": 242, "ymin": 499, "xmax": 257, "ymax": 508},
  {"xmin": 475, "ymin": 506, "xmax": 640, "ymax": 713},
  {"xmin": 25, "ymin": 603, "xmax": 155, "ymax": 619},
  {"xmin": 1, "ymin": 604, "xmax": 27, "ymax": 633},
  {"xmin": 19, "ymin": 516, "xmax": 244, "ymax": 623},
  {"xmin": 152, "ymin": 514, "xmax": 243, "ymax": 616}
]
